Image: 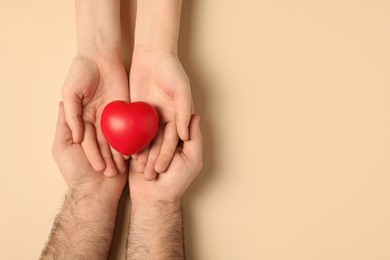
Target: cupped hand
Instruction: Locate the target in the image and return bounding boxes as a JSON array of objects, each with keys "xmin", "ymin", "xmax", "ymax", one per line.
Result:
[
  {"xmin": 62, "ymin": 51, "xmax": 129, "ymax": 177},
  {"xmin": 52, "ymin": 102, "xmax": 127, "ymax": 201},
  {"xmin": 129, "ymin": 115, "xmax": 203, "ymax": 204},
  {"xmin": 130, "ymin": 48, "xmax": 193, "ymax": 180}
]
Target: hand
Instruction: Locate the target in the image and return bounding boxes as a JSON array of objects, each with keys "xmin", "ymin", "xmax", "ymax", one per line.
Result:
[
  {"xmin": 62, "ymin": 51, "xmax": 129, "ymax": 177},
  {"xmin": 129, "ymin": 115, "xmax": 202, "ymax": 204},
  {"xmin": 52, "ymin": 102, "xmax": 127, "ymax": 201},
  {"xmin": 130, "ymin": 47, "xmax": 193, "ymax": 180}
]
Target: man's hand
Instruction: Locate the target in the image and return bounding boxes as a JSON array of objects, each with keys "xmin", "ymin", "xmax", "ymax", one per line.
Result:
[
  {"xmin": 129, "ymin": 114, "xmax": 202, "ymax": 204},
  {"xmin": 53, "ymin": 101, "xmax": 127, "ymax": 199},
  {"xmin": 62, "ymin": 52, "xmax": 129, "ymax": 178},
  {"xmin": 127, "ymin": 115, "xmax": 202, "ymax": 259},
  {"xmin": 41, "ymin": 103, "xmax": 127, "ymax": 259},
  {"xmin": 130, "ymin": 48, "xmax": 193, "ymax": 180}
]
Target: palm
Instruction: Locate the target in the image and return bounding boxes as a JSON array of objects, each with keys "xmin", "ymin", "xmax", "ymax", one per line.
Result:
[
  {"xmin": 130, "ymin": 53, "xmax": 187, "ymax": 123},
  {"xmin": 57, "ymin": 141, "xmax": 96, "ymax": 187},
  {"xmin": 129, "ymin": 115, "xmax": 202, "ymax": 203},
  {"xmin": 53, "ymin": 105, "xmax": 127, "ymax": 199},
  {"xmin": 58, "ymin": 136, "xmax": 126, "ymax": 199},
  {"xmin": 63, "ymin": 54, "xmax": 129, "ymax": 177},
  {"xmin": 82, "ymin": 58, "xmax": 129, "ymax": 125},
  {"xmin": 129, "ymin": 152, "xmax": 193, "ymax": 202}
]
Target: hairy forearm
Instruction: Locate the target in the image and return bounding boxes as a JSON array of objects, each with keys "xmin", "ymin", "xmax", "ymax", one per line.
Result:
[
  {"xmin": 41, "ymin": 189, "xmax": 119, "ymax": 259},
  {"xmin": 76, "ymin": 0, "xmax": 122, "ymax": 54},
  {"xmin": 127, "ymin": 200, "xmax": 185, "ymax": 260},
  {"xmin": 134, "ymin": 0, "xmax": 182, "ymax": 54}
]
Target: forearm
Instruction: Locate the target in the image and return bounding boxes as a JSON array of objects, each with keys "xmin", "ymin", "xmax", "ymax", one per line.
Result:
[
  {"xmin": 41, "ymin": 189, "xmax": 119, "ymax": 259},
  {"xmin": 127, "ymin": 200, "xmax": 185, "ymax": 259},
  {"xmin": 76, "ymin": 0, "xmax": 122, "ymax": 55},
  {"xmin": 134, "ymin": 0, "xmax": 182, "ymax": 54}
]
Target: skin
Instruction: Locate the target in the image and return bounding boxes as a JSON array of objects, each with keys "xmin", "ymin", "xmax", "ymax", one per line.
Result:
[
  {"xmin": 130, "ymin": 0, "xmax": 194, "ymax": 180},
  {"xmin": 63, "ymin": 0, "xmax": 193, "ymax": 182},
  {"xmin": 62, "ymin": 0, "xmax": 128, "ymax": 177},
  {"xmin": 41, "ymin": 107, "xmax": 202, "ymax": 259},
  {"xmin": 127, "ymin": 115, "xmax": 203, "ymax": 259},
  {"xmin": 40, "ymin": 103, "xmax": 127, "ymax": 259}
]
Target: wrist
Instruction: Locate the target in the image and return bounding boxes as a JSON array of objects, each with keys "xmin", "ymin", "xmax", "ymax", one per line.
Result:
[
  {"xmin": 68, "ymin": 185, "xmax": 121, "ymax": 218},
  {"xmin": 133, "ymin": 44, "xmax": 178, "ymax": 57},
  {"xmin": 134, "ymin": 0, "xmax": 182, "ymax": 56},
  {"xmin": 131, "ymin": 198, "xmax": 181, "ymax": 212},
  {"xmin": 131, "ymin": 46, "xmax": 180, "ymax": 68},
  {"xmin": 76, "ymin": 46, "xmax": 122, "ymax": 62},
  {"xmin": 71, "ymin": 49, "xmax": 123, "ymax": 74},
  {"xmin": 133, "ymin": 41, "xmax": 178, "ymax": 57},
  {"xmin": 128, "ymin": 197, "xmax": 184, "ymax": 259},
  {"xmin": 75, "ymin": 0, "xmax": 121, "ymax": 56},
  {"xmin": 77, "ymin": 40, "xmax": 121, "ymax": 59}
]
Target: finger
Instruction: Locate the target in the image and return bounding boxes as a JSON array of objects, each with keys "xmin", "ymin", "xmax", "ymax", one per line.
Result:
[
  {"xmin": 111, "ymin": 147, "xmax": 126, "ymax": 174},
  {"xmin": 131, "ymin": 153, "xmax": 138, "ymax": 160},
  {"xmin": 62, "ymin": 91, "xmax": 84, "ymax": 144},
  {"xmin": 136, "ymin": 145, "xmax": 150, "ymax": 173},
  {"xmin": 81, "ymin": 122, "xmax": 105, "ymax": 172},
  {"xmin": 53, "ymin": 102, "xmax": 73, "ymax": 153},
  {"xmin": 98, "ymin": 137, "xmax": 117, "ymax": 177},
  {"xmin": 174, "ymin": 84, "xmax": 192, "ymax": 141},
  {"xmin": 182, "ymin": 115, "xmax": 203, "ymax": 169},
  {"xmin": 155, "ymin": 121, "xmax": 179, "ymax": 173},
  {"xmin": 62, "ymin": 57, "xmax": 100, "ymax": 143},
  {"xmin": 143, "ymin": 129, "xmax": 164, "ymax": 180},
  {"xmin": 124, "ymin": 155, "xmax": 131, "ymax": 160}
]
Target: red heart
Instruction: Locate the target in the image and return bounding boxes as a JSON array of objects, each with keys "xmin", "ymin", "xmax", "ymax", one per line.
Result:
[{"xmin": 101, "ymin": 101, "xmax": 159, "ymax": 156}]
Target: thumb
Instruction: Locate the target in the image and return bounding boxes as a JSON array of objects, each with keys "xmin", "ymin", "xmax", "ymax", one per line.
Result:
[
  {"xmin": 61, "ymin": 57, "xmax": 99, "ymax": 143},
  {"xmin": 174, "ymin": 84, "xmax": 193, "ymax": 141},
  {"xmin": 53, "ymin": 102, "xmax": 73, "ymax": 155},
  {"xmin": 62, "ymin": 92, "xmax": 84, "ymax": 143},
  {"xmin": 182, "ymin": 114, "xmax": 203, "ymax": 170}
]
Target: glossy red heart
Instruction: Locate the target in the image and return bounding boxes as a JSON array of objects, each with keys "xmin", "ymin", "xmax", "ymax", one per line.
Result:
[{"xmin": 101, "ymin": 101, "xmax": 159, "ymax": 156}]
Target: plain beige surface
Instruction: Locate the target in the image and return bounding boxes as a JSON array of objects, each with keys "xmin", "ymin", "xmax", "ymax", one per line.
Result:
[{"xmin": 1, "ymin": 0, "xmax": 390, "ymax": 259}]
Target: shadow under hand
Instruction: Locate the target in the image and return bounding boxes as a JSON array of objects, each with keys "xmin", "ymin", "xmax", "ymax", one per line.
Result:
[
  {"xmin": 108, "ymin": 184, "xmax": 131, "ymax": 260},
  {"xmin": 120, "ymin": 0, "xmax": 137, "ymax": 72},
  {"xmin": 179, "ymin": 1, "xmax": 218, "ymax": 259}
]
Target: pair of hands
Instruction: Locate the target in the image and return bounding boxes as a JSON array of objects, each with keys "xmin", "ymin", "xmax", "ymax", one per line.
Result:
[{"xmin": 55, "ymin": 48, "xmax": 202, "ymax": 204}]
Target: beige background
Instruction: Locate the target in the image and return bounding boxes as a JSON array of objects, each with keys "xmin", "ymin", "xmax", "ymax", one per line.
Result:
[{"xmin": 1, "ymin": 0, "xmax": 390, "ymax": 259}]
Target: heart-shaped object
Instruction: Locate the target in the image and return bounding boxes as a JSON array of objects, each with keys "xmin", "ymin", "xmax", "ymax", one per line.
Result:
[{"xmin": 101, "ymin": 101, "xmax": 159, "ymax": 156}]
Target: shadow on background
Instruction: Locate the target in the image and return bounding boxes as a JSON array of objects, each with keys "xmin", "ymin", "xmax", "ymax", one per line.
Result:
[{"xmin": 180, "ymin": 1, "xmax": 217, "ymax": 259}]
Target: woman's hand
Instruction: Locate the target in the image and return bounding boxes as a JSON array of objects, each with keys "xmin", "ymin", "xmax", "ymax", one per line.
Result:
[
  {"xmin": 129, "ymin": 47, "xmax": 193, "ymax": 180},
  {"xmin": 62, "ymin": 51, "xmax": 129, "ymax": 177}
]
